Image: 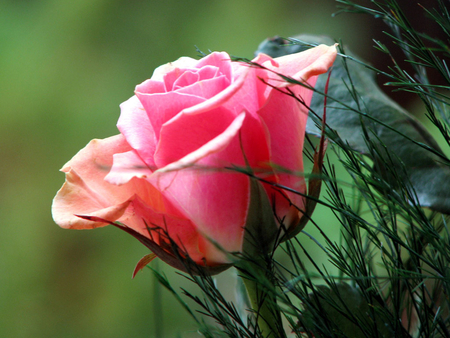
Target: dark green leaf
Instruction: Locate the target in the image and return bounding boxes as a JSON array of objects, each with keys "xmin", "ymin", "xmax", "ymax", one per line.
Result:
[{"xmin": 298, "ymin": 283, "xmax": 393, "ymax": 338}]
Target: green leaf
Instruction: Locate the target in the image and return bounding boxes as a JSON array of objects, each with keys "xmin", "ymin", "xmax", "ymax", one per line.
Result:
[
  {"xmin": 298, "ymin": 283, "xmax": 394, "ymax": 338},
  {"xmin": 256, "ymin": 35, "xmax": 450, "ymax": 214}
]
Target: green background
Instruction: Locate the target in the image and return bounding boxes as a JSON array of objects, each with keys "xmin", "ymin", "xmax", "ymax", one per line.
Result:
[{"xmin": 0, "ymin": 0, "xmax": 404, "ymax": 336}]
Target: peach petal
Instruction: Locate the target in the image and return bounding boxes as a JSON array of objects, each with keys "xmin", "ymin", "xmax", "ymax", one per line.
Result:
[
  {"xmin": 105, "ymin": 150, "xmax": 154, "ymax": 185},
  {"xmin": 52, "ymin": 169, "xmax": 131, "ymax": 229},
  {"xmin": 52, "ymin": 136, "xmax": 164, "ymax": 231}
]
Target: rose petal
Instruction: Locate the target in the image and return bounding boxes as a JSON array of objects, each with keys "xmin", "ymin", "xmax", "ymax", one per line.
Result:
[
  {"xmin": 163, "ymin": 68, "xmax": 190, "ymax": 92},
  {"xmin": 105, "ymin": 150, "xmax": 153, "ymax": 185},
  {"xmin": 52, "ymin": 135, "xmax": 131, "ymax": 229},
  {"xmin": 195, "ymin": 52, "xmax": 232, "ymax": 82},
  {"xmin": 154, "ymin": 106, "xmax": 237, "ymax": 168},
  {"xmin": 172, "ymin": 66, "xmax": 223, "ymax": 90},
  {"xmin": 258, "ymin": 88, "xmax": 308, "ymax": 217},
  {"xmin": 171, "ymin": 69, "xmax": 199, "ymax": 90},
  {"xmin": 262, "ymin": 44, "xmax": 338, "ymax": 87},
  {"xmin": 134, "ymin": 79, "xmax": 166, "ymax": 95},
  {"xmin": 175, "ymin": 75, "xmax": 230, "ymax": 100},
  {"xmin": 52, "ymin": 135, "xmax": 164, "ymax": 230},
  {"xmin": 256, "ymin": 44, "xmax": 337, "ymax": 224},
  {"xmin": 181, "ymin": 64, "xmax": 263, "ymax": 123},
  {"xmin": 151, "ymin": 167, "xmax": 250, "ymax": 255},
  {"xmin": 128, "ymin": 195, "xmax": 208, "ymax": 264},
  {"xmin": 118, "ymin": 95, "xmax": 157, "ymax": 167},
  {"xmin": 196, "ymin": 65, "xmax": 220, "ymax": 81},
  {"xmin": 58, "ymin": 135, "xmax": 131, "ymax": 200},
  {"xmin": 52, "ymin": 169, "xmax": 131, "ymax": 229},
  {"xmin": 150, "ymin": 56, "xmax": 198, "ymax": 82},
  {"xmin": 154, "ymin": 112, "xmax": 246, "ymax": 172},
  {"xmin": 150, "ymin": 114, "xmax": 250, "ymax": 253},
  {"xmin": 135, "ymin": 90, "xmax": 205, "ymax": 141},
  {"xmin": 151, "ymin": 112, "xmax": 271, "ymax": 254}
]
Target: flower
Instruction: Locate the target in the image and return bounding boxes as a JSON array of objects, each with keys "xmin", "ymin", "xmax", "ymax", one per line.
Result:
[{"xmin": 52, "ymin": 45, "xmax": 337, "ymax": 273}]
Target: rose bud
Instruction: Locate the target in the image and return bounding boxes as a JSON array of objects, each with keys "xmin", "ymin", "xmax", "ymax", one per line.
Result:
[{"xmin": 52, "ymin": 45, "xmax": 337, "ymax": 275}]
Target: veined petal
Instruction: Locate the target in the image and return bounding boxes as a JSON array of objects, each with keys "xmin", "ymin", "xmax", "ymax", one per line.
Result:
[
  {"xmin": 134, "ymin": 78, "xmax": 166, "ymax": 94},
  {"xmin": 180, "ymin": 65, "xmax": 250, "ymax": 116},
  {"xmin": 52, "ymin": 135, "xmax": 130, "ymax": 229},
  {"xmin": 151, "ymin": 167, "xmax": 250, "ymax": 255}
]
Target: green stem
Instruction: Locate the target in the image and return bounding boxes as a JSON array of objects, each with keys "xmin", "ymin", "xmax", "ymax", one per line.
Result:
[
  {"xmin": 238, "ymin": 259, "xmax": 285, "ymax": 338},
  {"xmin": 153, "ymin": 259, "xmax": 163, "ymax": 338}
]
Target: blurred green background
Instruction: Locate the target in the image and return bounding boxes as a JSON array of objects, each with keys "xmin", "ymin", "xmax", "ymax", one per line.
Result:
[{"xmin": 0, "ymin": 0, "xmax": 398, "ymax": 336}]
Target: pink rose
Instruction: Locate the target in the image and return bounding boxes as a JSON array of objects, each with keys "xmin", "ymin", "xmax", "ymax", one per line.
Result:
[{"xmin": 52, "ymin": 45, "xmax": 337, "ymax": 272}]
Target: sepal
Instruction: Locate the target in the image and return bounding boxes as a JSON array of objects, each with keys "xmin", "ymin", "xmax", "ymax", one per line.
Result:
[
  {"xmin": 132, "ymin": 253, "xmax": 156, "ymax": 278},
  {"xmin": 242, "ymin": 177, "xmax": 280, "ymax": 257},
  {"xmin": 297, "ymin": 283, "xmax": 394, "ymax": 337}
]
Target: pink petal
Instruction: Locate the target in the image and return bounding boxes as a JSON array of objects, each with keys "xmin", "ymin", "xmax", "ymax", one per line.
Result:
[
  {"xmin": 135, "ymin": 90, "xmax": 205, "ymax": 141},
  {"xmin": 134, "ymin": 78, "xmax": 166, "ymax": 94},
  {"xmin": 195, "ymin": 52, "xmax": 232, "ymax": 81},
  {"xmin": 155, "ymin": 112, "xmax": 246, "ymax": 172},
  {"xmin": 262, "ymin": 44, "xmax": 337, "ymax": 87},
  {"xmin": 154, "ymin": 106, "xmax": 237, "ymax": 168},
  {"xmin": 163, "ymin": 67, "xmax": 190, "ymax": 92},
  {"xmin": 127, "ymin": 195, "xmax": 209, "ymax": 264},
  {"xmin": 171, "ymin": 69, "xmax": 200, "ymax": 90},
  {"xmin": 151, "ymin": 112, "xmax": 271, "ymax": 255},
  {"xmin": 171, "ymin": 66, "xmax": 223, "ymax": 91},
  {"xmin": 255, "ymin": 44, "xmax": 337, "ymax": 225},
  {"xmin": 258, "ymin": 88, "xmax": 308, "ymax": 219},
  {"xmin": 118, "ymin": 95, "xmax": 157, "ymax": 167},
  {"xmin": 150, "ymin": 56, "xmax": 198, "ymax": 82},
  {"xmin": 152, "ymin": 167, "xmax": 250, "ymax": 255},
  {"xmin": 180, "ymin": 64, "xmax": 262, "ymax": 121},
  {"xmin": 175, "ymin": 75, "xmax": 230, "ymax": 100},
  {"xmin": 52, "ymin": 169, "xmax": 131, "ymax": 229},
  {"xmin": 196, "ymin": 65, "xmax": 220, "ymax": 80}
]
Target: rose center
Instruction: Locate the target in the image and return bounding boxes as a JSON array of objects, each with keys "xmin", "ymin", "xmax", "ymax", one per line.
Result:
[{"xmin": 164, "ymin": 65, "xmax": 221, "ymax": 92}]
